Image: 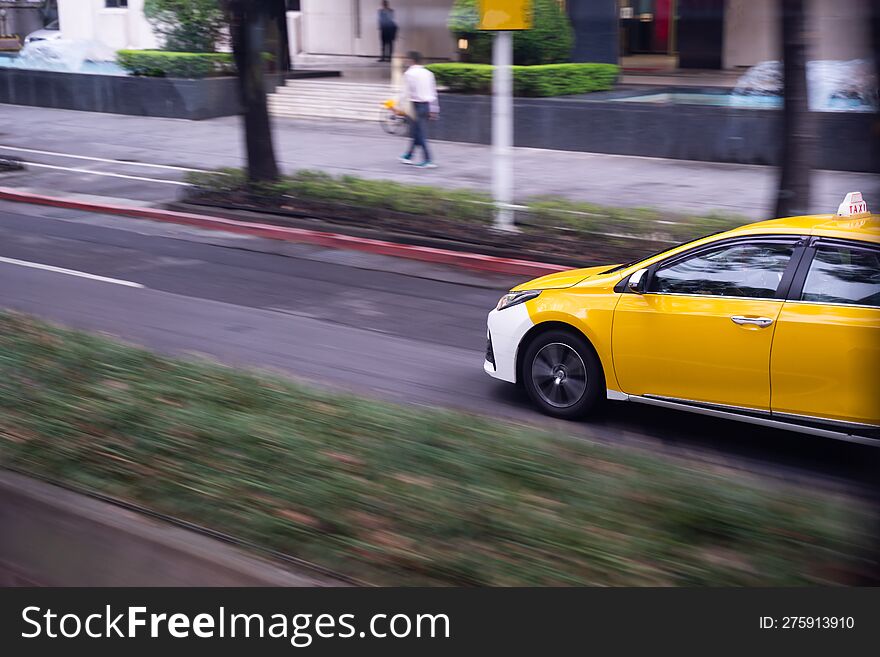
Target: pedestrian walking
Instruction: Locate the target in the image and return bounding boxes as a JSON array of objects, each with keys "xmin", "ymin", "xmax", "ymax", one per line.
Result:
[
  {"xmin": 377, "ymin": 1, "xmax": 398, "ymax": 62},
  {"xmin": 399, "ymin": 51, "xmax": 439, "ymax": 169}
]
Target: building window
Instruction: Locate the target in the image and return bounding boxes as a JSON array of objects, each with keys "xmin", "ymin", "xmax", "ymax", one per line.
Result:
[{"xmin": 105, "ymin": 0, "xmax": 128, "ymax": 8}]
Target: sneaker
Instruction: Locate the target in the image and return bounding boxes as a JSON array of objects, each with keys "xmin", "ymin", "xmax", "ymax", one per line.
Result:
[
  {"xmin": 399, "ymin": 155, "xmax": 414, "ymax": 165},
  {"xmin": 417, "ymin": 161, "xmax": 438, "ymax": 169}
]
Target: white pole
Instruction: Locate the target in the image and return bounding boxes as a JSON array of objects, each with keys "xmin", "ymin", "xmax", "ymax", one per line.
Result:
[
  {"xmin": 391, "ymin": 52, "xmax": 403, "ymax": 94},
  {"xmin": 492, "ymin": 30, "xmax": 516, "ymax": 231}
]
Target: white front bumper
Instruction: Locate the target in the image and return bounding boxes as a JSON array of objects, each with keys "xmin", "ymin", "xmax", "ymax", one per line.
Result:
[{"xmin": 484, "ymin": 303, "xmax": 534, "ymax": 384}]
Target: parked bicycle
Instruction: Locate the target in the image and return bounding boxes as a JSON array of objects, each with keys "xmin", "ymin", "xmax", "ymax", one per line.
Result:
[{"xmin": 380, "ymin": 98, "xmax": 409, "ymax": 136}]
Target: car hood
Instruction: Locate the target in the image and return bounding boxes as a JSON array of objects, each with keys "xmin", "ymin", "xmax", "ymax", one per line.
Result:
[{"xmin": 511, "ymin": 264, "xmax": 618, "ymax": 291}]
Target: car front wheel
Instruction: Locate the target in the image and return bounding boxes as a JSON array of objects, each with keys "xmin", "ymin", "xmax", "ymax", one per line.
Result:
[{"xmin": 521, "ymin": 329, "xmax": 604, "ymax": 420}]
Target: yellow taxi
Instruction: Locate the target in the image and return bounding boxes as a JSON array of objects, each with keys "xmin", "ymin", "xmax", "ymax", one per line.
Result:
[{"xmin": 485, "ymin": 193, "xmax": 879, "ymax": 443}]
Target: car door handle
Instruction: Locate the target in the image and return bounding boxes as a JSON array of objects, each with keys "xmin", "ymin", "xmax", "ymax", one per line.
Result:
[{"xmin": 731, "ymin": 315, "xmax": 774, "ymax": 328}]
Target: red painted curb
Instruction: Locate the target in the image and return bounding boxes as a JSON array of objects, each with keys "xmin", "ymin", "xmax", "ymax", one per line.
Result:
[{"xmin": 0, "ymin": 188, "xmax": 568, "ymax": 278}]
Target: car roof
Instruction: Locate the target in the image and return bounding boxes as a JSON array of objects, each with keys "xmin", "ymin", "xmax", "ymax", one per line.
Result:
[{"xmin": 723, "ymin": 213, "xmax": 880, "ymax": 245}]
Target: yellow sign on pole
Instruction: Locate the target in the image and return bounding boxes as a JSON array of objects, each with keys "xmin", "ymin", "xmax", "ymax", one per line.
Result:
[{"xmin": 479, "ymin": 0, "xmax": 533, "ymax": 31}]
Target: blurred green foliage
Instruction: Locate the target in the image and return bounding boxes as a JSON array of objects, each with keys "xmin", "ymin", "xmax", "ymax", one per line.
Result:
[
  {"xmin": 427, "ymin": 62, "xmax": 618, "ymax": 96},
  {"xmin": 0, "ymin": 313, "xmax": 872, "ymax": 585},
  {"xmin": 187, "ymin": 168, "xmax": 747, "ymax": 246},
  {"xmin": 117, "ymin": 50, "xmax": 274, "ymax": 78},
  {"xmin": 190, "ymin": 168, "xmax": 496, "ymax": 224},
  {"xmin": 449, "ymin": 0, "xmax": 574, "ymax": 65},
  {"xmin": 143, "ymin": 0, "xmax": 226, "ymax": 53},
  {"xmin": 116, "ymin": 50, "xmax": 235, "ymax": 78}
]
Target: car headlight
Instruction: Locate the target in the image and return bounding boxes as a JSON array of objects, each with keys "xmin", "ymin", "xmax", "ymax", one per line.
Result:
[{"xmin": 496, "ymin": 289, "xmax": 541, "ymax": 311}]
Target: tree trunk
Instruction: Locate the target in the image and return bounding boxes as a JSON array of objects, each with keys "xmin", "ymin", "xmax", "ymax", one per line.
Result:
[
  {"xmin": 774, "ymin": 0, "xmax": 812, "ymax": 218},
  {"xmin": 227, "ymin": 0, "xmax": 280, "ymax": 183}
]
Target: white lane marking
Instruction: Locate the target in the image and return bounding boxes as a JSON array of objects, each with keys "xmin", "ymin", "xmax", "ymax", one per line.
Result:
[
  {"xmin": 18, "ymin": 161, "xmax": 191, "ymax": 186},
  {"xmin": 0, "ymin": 145, "xmax": 208, "ymax": 173},
  {"xmin": 0, "ymin": 256, "xmax": 145, "ymax": 288}
]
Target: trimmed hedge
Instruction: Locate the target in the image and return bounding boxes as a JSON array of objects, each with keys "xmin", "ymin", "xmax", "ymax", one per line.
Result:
[
  {"xmin": 427, "ymin": 62, "xmax": 619, "ymax": 97},
  {"xmin": 117, "ymin": 50, "xmax": 236, "ymax": 78}
]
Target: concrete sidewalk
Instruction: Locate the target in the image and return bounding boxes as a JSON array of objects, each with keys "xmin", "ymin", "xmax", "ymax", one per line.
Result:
[
  {"xmin": 1, "ymin": 103, "xmax": 876, "ymax": 220},
  {"xmin": 0, "ymin": 470, "xmax": 345, "ymax": 586}
]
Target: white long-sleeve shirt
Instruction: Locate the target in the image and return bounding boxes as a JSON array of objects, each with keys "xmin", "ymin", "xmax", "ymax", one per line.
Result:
[{"xmin": 402, "ymin": 65, "xmax": 439, "ymax": 114}]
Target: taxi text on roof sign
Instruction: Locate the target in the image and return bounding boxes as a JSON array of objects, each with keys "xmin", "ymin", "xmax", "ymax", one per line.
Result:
[
  {"xmin": 836, "ymin": 192, "xmax": 869, "ymax": 217},
  {"xmin": 479, "ymin": 0, "xmax": 533, "ymax": 30}
]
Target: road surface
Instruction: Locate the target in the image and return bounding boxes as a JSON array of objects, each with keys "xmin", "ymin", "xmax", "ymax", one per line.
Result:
[{"xmin": 0, "ymin": 200, "xmax": 877, "ymax": 497}]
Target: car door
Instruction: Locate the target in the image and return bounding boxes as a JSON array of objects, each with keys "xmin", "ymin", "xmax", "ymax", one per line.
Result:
[
  {"xmin": 612, "ymin": 237, "xmax": 801, "ymax": 410},
  {"xmin": 771, "ymin": 239, "xmax": 880, "ymax": 426}
]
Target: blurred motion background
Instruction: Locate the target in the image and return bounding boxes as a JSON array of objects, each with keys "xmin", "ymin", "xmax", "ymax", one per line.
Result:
[{"xmin": 0, "ymin": 0, "xmax": 878, "ymax": 587}]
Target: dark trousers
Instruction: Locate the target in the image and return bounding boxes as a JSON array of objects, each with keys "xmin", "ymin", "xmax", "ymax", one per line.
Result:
[
  {"xmin": 380, "ymin": 29, "xmax": 395, "ymax": 61},
  {"xmin": 406, "ymin": 102, "xmax": 432, "ymax": 163}
]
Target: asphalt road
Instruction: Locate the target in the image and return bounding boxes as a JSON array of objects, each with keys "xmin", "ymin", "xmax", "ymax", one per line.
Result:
[{"xmin": 0, "ymin": 200, "xmax": 877, "ymax": 497}]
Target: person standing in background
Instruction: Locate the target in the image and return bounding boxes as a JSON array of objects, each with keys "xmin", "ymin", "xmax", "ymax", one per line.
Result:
[
  {"xmin": 399, "ymin": 51, "xmax": 439, "ymax": 169},
  {"xmin": 378, "ymin": 1, "xmax": 398, "ymax": 63}
]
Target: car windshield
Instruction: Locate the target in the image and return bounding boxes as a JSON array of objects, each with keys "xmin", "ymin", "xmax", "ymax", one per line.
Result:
[
  {"xmin": 600, "ymin": 231, "xmax": 727, "ymax": 274},
  {"xmin": 46, "ymin": 20, "xmax": 59, "ymax": 30}
]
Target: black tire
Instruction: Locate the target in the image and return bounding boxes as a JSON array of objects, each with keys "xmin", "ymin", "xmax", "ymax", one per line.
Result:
[
  {"xmin": 380, "ymin": 109, "xmax": 409, "ymax": 136},
  {"xmin": 520, "ymin": 329, "xmax": 604, "ymax": 420}
]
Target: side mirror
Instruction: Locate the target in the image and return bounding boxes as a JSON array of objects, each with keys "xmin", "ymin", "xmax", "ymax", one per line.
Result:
[{"xmin": 627, "ymin": 268, "xmax": 648, "ymax": 294}]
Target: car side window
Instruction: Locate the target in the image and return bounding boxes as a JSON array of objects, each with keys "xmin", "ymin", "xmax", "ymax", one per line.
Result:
[
  {"xmin": 801, "ymin": 244, "xmax": 880, "ymax": 308},
  {"xmin": 649, "ymin": 241, "xmax": 795, "ymax": 299}
]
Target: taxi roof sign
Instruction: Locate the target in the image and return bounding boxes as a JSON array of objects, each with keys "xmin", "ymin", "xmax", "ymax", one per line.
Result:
[
  {"xmin": 836, "ymin": 192, "xmax": 869, "ymax": 218},
  {"xmin": 479, "ymin": 0, "xmax": 533, "ymax": 31}
]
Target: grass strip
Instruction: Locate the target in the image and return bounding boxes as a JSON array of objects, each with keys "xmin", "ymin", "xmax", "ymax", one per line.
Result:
[
  {"xmin": 186, "ymin": 169, "xmax": 748, "ymax": 246},
  {"xmin": 0, "ymin": 313, "xmax": 872, "ymax": 585}
]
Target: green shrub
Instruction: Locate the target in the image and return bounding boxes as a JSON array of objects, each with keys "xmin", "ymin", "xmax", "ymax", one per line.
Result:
[
  {"xmin": 427, "ymin": 62, "xmax": 619, "ymax": 97},
  {"xmin": 449, "ymin": 0, "xmax": 574, "ymax": 65},
  {"xmin": 427, "ymin": 62, "xmax": 493, "ymax": 93},
  {"xmin": 515, "ymin": 62, "xmax": 619, "ymax": 96},
  {"xmin": 117, "ymin": 50, "xmax": 235, "ymax": 78}
]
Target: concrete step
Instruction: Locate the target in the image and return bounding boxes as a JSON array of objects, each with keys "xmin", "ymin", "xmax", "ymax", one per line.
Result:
[
  {"xmin": 269, "ymin": 100, "xmax": 382, "ymax": 116},
  {"xmin": 271, "ymin": 97, "xmax": 390, "ymax": 107},
  {"xmin": 269, "ymin": 110, "xmax": 385, "ymax": 120},
  {"xmin": 278, "ymin": 86, "xmax": 392, "ymax": 96},
  {"xmin": 269, "ymin": 99, "xmax": 388, "ymax": 110},
  {"xmin": 282, "ymin": 80, "xmax": 392, "ymax": 88},
  {"xmin": 268, "ymin": 103, "xmax": 383, "ymax": 118},
  {"xmin": 269, "ymin": 103, "xmax": 381, "ymax": 114},
  {"xmin": 273, "ymin": 90, "xmax": 391, "ymax": 100},
  {"xmin": 270, "ymin": 112, "xmax": 382, "ymax": 123},
  {"xmin": 268, "ymin": 80, "xmax": 399, "ymax": 122},
  {"xmin": 270, "ymin": 110, "xmax": 383, "ymax": 122},
  {"xmin": 274, "ymin": 86, "xmax": 391, "ymax": 95},
  {"xmin": 270, "ymin": 95, "xmax": 388, "ymax": 103}
]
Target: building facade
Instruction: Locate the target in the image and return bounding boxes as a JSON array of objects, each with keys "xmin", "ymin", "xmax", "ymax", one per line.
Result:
[
  {"xmin": 299, "ymin": 0, "xmax": 456, "ymax": 60},
  {"xmin": 47, "ymin": 0, "xmax": 873, "ymax": 69},
  {"xmin": 299, "ymin": 0, "xmax": 874, "ymax": 68},
  {"xmin": 58, "ymin": 0, "xmax": 157, "ymax": 50}
]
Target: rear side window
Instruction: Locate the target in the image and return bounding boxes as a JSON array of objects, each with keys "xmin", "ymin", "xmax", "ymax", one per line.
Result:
[{"xmin": 801, "ymin": 244, "xmax": 880, "ymax": 308}]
